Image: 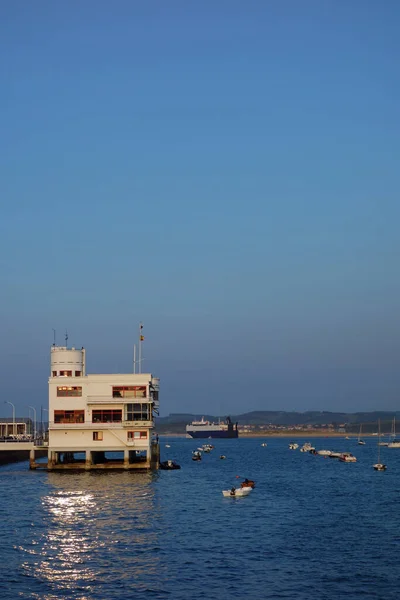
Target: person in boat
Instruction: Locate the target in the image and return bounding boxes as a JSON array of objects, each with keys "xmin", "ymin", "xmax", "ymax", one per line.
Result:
[
  {"xmin": 230, "ymin": 487, "xmax": 236, "ymax": 496},
  {"xmin": 241, "ymin": 478, "xmax": 255, "ymax": 488}
]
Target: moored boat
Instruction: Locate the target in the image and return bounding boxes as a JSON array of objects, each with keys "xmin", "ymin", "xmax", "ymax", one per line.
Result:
[
  {"xmin": 386, "ymin": 416, "xmax": 399, "ymax": 447},
  {"xmin": 240, "ymin": 479, "xmax": 255, "ymax": 489},
  {"xmin": 300, "ymin": 443, "xmax": 315, "ymax": 452},
  {"xmin": 387, "ymin": 440, "xmax": 400, "ymax": 448},
  {"xmin": 202, "ymin": 444, "xmax": 214, "ymax": 452},
  {"xmin": 222, "ymin": 486, "xmax": 252, "ymax": 497},
  {"xmin": 373, "ymin": 463, "xmax": 387, "ymax": 471},
  {"xmin": 373, "ymin": 420, "xmax": 387, "ymax": 471},
  {"xmin": 339, "ymin": 452, "xmax": 357, "ymax": 462},
  {"xmin": 159, "ymin": 460, "xmax": 181, "ymax": 470}
]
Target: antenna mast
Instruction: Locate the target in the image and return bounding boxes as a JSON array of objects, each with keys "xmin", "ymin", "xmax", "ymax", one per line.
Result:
[
  {"xmin": 139, "ymin": 323, "xmax": 144, "ymax": 373},
  {"xmin": 65, "ymin": 329, "xmax": 68, "ymax": 347},
  {"xmin": 52, "ymin": 329, "xmax": 56, "ymax": 346}
]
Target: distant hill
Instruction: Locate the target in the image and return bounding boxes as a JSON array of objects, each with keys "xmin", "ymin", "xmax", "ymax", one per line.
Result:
[{"xmin": 155, "ymin": 411, "xmax": 400, "ymax": 433}]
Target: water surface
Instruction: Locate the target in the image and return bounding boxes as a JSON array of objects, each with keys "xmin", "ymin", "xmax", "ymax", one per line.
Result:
[{"xmin": 1, "ymin": 437, "xmax": 399, "ymax": 599}]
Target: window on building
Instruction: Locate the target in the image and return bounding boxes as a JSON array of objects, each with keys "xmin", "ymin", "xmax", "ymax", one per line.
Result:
[
  {"xmin": 93, "ymin": 432, "xmax": 103, "ymax": 441},
  {"xmin": 75, "ymin": 371, "xmax": 82, "ymax": 377},
  {"xmin": 127, "ymin": 431, "xmax": 147, "ymax": 440},
  {"xmin": 52, "ymin": 371, "xmax": 57, "ymax": 377},
  {"xmin": 112, "ymin": 386, "xmax": 146, "ymax": 398},
  {"xmin": 57, "ymin": 386, "xmax": 82, "ymax": 397},
  {"xmin": 54, "ymin": 410, "xmax": 85, "ymax": 424},
  {"xmin": 92, "ymin": 409, "xmax": 122, "ymax": 423},
  {"xmin": 125, "ymin": 403, "xmax": 151, "ymax": 421},
  {"xmin": 59, "ymin": 370, "xmax": 72, "ymax": 377}
]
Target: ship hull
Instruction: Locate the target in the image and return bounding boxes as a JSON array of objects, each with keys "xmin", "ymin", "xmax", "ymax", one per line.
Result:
[{"xmin": 186, "ymin": 429, "xmax": 239, "ymax": 439}]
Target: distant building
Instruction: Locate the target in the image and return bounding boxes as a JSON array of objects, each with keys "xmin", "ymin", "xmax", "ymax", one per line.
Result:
[{"xmin": 0, "ymin": 417, "xmax": 32, "ymax": 437}]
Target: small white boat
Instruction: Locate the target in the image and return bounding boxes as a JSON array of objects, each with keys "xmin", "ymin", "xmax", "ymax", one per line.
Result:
[
  {"xmin": 300, "ymin": 443, "xmax": 315, "ymax": 452},
  {"xmin": 339, "ymin": 452, "xmax": 357, "ymax": 462},
  {"xmin": 373, "ymin": 463, "xmax": 387, "ymax": 471},
  {"xmin": 387, "ymin": 440, "xmax": 400, "ymax": 448},
  {"xmin": 222, "ymin": 486, "xmax": 252, "ymax": 497},
  {"xmin": 220, "ymin": 455, "xmax": 226, "ymax": 459},
  {"xmin": 159, "ymin": 460, "xmax": 181, "ymax": 470},
  {"xmin": 289, "ymin": 443, "xmax": 299, "ymax": 450},
  {"xmin": 317, "ymin": 450, "xmax": 332, "ymax": 456},
  {"xmin": 373, "ymin": 420, "xmax": 387, "ymax": 471},
  {"xmin": 202, "ymin": 444, "xmax": 213, "ymax": 452},
  {"xmin": 165, "ymin": 444, "xmax": 171, "ymax": 448},
  {"xmin": 261, "ymin": 443, "xmax": 267, "ymax": 447},
  {"xmin": 357, "ymin": 424, "xmax": 366, "ymax": 445}
]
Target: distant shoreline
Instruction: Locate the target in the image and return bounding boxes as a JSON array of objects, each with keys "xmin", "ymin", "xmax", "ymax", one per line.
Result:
[
  {"xmin": 238, "ymin": 432, "xmax": 379, "ymax": 438},
  {"xmin": 158, "ymin": 432, "xmax": 383, "ymax": 438}
]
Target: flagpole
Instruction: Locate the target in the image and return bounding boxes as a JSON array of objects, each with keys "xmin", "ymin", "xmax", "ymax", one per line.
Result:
[
  {"xmin": 133, "ymin": 344, "xmax": 136, "ymax": 374},
  {"xmin": 139, "ymin": 322, "xmax": 143, "ymax": 373}
]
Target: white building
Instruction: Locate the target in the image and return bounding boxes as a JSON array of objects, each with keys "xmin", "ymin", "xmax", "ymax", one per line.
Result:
[
  {"xmin": 47, "ymin": 345, "xmax": 160, "ymax": 470},
  {"xmin": 0, "ymin": 418, "xmax": 31, "ymax": 438}
]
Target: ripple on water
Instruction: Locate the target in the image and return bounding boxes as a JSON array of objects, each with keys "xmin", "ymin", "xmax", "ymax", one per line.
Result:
[{"xmin": 1, "ymin": 439, "xmax": 400, "ymax": 599}]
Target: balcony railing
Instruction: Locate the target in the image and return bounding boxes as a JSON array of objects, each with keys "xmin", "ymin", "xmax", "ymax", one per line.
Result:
[
  {"xmin": 122, "ymin": 420, "xmax": 153, "ymax": 427},
  {"xmin": 49, "ymin": 420, "xmax": 154, "ymax": 429},
  {"xmin": 86, "ymin": 396, "xmax": 151, "ymax": 404}
]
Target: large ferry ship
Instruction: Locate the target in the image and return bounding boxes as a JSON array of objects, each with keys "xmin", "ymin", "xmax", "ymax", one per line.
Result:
[{"xmin": 186, "ymin": 416, "xmax": 239, "ymax": 439}]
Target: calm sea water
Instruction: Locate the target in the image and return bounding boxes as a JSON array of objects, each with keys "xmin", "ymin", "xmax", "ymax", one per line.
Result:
[{"xmin": 0, "ymin": 437, "xmax": 400, "ymax": 600}]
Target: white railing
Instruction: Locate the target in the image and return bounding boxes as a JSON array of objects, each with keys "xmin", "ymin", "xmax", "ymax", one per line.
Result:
[
  {"xmin": 49, "ymin": 420, "xmax": 153, "ymax": 429},
  {"xmin": 122, "ymin": 420, "xmax": 153, "ymax": 427},
  {"xmin": 86, "ymin": 396, "xmax": 150, "ymax": 404}
]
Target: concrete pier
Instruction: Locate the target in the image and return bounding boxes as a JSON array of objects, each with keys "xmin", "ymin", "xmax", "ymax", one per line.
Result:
[
  {"xmin": 1, "ymin": 440, "xmax": 161, "ymax": 471},
  {"xmin": 0, "ymin": 442, "xmax": 47, "ymax": 467},
  {"xmin": 150, "ymin": 440, "xmax": 160, "ymax": 469},
  {"xmin": 44, "ymin": 442, "xmax": 160, "ymax": 471}
]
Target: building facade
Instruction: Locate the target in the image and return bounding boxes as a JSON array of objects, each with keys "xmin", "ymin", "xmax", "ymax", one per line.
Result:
[
  {"xmin": 0, "ymin": 418, "xmax": 32, "ymax": 438},
  {"xmin": 48, "ymin": 345, "xmax": 160, "ymax": 470}
]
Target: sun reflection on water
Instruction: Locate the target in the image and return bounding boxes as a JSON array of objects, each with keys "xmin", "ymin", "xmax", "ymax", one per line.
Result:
[{"xmin": 19, "ymin": 472, "xmax": 163, "ymax": 598}]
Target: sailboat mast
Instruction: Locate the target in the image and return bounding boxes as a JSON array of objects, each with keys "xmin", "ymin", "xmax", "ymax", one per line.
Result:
[{"xmin": 377, "ymin": 419, "xmax": 380, "ymax": 463}]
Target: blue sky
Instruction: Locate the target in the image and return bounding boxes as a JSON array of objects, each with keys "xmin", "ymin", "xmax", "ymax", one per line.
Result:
[{"xmin": 1, "ymin": 1, "xmax": 400, "ymax": 418}]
